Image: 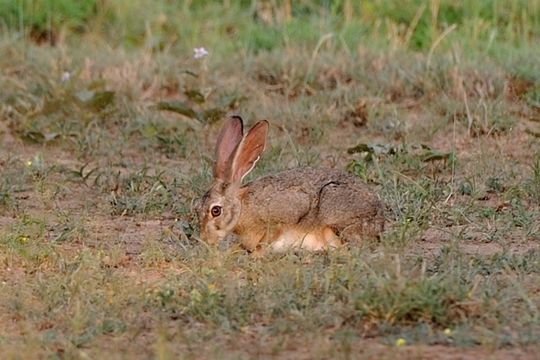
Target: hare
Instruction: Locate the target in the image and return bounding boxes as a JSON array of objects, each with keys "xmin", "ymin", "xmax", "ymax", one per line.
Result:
[{"xmin": 195, "ymin": 116, "xmax": 384, "ymax": 252}]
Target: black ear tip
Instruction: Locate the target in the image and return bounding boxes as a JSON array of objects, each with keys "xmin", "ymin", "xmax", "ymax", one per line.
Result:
[
  {"xmin": 230, "ymin": 115, "xmax": 244, "ymax": 123},
  {"xmin": 256, "ymin": 120, "xmax": 269, "ymax": 132},
  {"xmin": 228, "ymin": 115, "xmax": 244, "ymax": 132}
]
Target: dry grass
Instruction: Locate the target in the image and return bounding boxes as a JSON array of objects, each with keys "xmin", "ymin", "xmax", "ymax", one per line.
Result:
[{"xmin": 1, "ymin": 1, "xmax": 539, "ymax": 358}]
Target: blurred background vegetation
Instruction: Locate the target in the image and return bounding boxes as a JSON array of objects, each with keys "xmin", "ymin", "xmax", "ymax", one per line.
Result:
[
  {"xmin": 1, "ymin": 1, "xmax": 539, "ymax": 149},
  {"xmin": 1, "ymin": 0, "xmax": 538, "ymax": 53}
]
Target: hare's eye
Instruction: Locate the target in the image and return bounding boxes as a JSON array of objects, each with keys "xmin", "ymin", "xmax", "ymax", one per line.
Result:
[{"xmin": 210, "ymin": 205, "xmax": 222, "ymax": 217}]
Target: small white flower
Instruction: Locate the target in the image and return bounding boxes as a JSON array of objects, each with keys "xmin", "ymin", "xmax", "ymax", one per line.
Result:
[
  {"xmin": 193, "ymin": 47, "xmax": 209, "ymax": 59},
  {"xmin": 61, "ymin": 71, "xmax": 71, "ymax": 82}
]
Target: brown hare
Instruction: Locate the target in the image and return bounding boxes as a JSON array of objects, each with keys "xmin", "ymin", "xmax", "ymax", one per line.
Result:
[{"xmin": 195, "ymin": 116, "xmax": 384, "ymax": 252}]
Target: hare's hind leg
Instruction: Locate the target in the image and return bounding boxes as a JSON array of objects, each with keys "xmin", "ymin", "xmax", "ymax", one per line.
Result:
[
  {"xmin": 339, "ymin": 220, "xmax": 383, "ymax": 244},
  {"xmin": 270, "ymin": 227, "xmax": 341, "ymax": 252},
  {"xmin": 318, "ymin": 181, "xmax": 383, "ymax": 242},
  {"xmin": 270, "ymin": 228, "xmax": 303, "ymax": 252},
  {"xmin": 297, "ymin": 227, "xmax": 341, "ymax": 250},
  {"xmin": 321, "ymin": 227, "xmax": 341, "ymax": 248}
]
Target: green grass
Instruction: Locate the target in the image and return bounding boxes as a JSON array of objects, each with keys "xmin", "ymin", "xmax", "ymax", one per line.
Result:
[{"xmin": 0, "ymin": 1, "xmax": 539, "ymax": 358}]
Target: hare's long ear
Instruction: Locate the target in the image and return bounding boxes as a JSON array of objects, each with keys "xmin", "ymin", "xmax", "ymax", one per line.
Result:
[
  {"xmin": 229, "ymin": 120, "xmax": 269, "ymax": 184},
  {"xmin": 214, "ymin": 116, "xmax": 244, "ymax": 180}
]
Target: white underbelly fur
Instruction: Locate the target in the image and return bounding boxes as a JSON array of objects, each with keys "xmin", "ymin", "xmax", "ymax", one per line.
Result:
[{"xmin": 270, "ymin": 227, "xmax": 340, "ymax": 252}]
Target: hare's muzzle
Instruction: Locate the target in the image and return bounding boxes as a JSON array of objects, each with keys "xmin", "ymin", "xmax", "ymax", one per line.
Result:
[{"xmin": 199, "ymin": 224, "xmax": 226, "ymax": 245}]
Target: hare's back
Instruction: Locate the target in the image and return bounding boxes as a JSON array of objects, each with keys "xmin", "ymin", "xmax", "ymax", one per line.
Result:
[
  {"xmin": 243, "ymin": 167, "xmax": 379, "ymax": 224},
  {"xmin": 283, "ymin": 168, "xmax": 383, "ymax": 235},
  {"xmin": 317, "ymin": 176, "xmax": 384, "ymax": 239},
  {"xmin": 242, "ymin": 167, "xmax": 383, "ymax": 239},
  {"xmin": 318, "ymin": 179, "xmax": 382, "ymax": 222},
  {"xmin": 241, "ymin": 168, "xmax": 345, "ymax": 223}
]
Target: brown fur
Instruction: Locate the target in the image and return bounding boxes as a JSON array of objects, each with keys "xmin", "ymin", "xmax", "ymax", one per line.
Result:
[
  {"xmin": 196, "ymin": 117, "xmax": 384, "ymax": 252},
  {"xmin": 214, "ymin": 115, "xmax": 243, "ymax": 181}
]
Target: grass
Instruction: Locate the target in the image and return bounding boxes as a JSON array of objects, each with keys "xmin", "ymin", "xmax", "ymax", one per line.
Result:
[{"xmin": 1, "ymin": 0, "xmax": 539, "ymax": 358}]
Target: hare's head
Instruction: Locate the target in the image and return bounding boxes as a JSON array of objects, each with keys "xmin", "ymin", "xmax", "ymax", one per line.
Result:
[{"xmin": 196, "ymin": 116, "xmax": 268, "ymax": 244}]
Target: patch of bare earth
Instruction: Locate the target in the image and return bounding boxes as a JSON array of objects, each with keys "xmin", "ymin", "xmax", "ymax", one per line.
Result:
[
  {"xmin": 206, "ymin": 335, "xmax": 539, "ymax": 360},
  {"xmin": 419, "ymin": 227, "xmax": 538, "ymax": 257}
]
